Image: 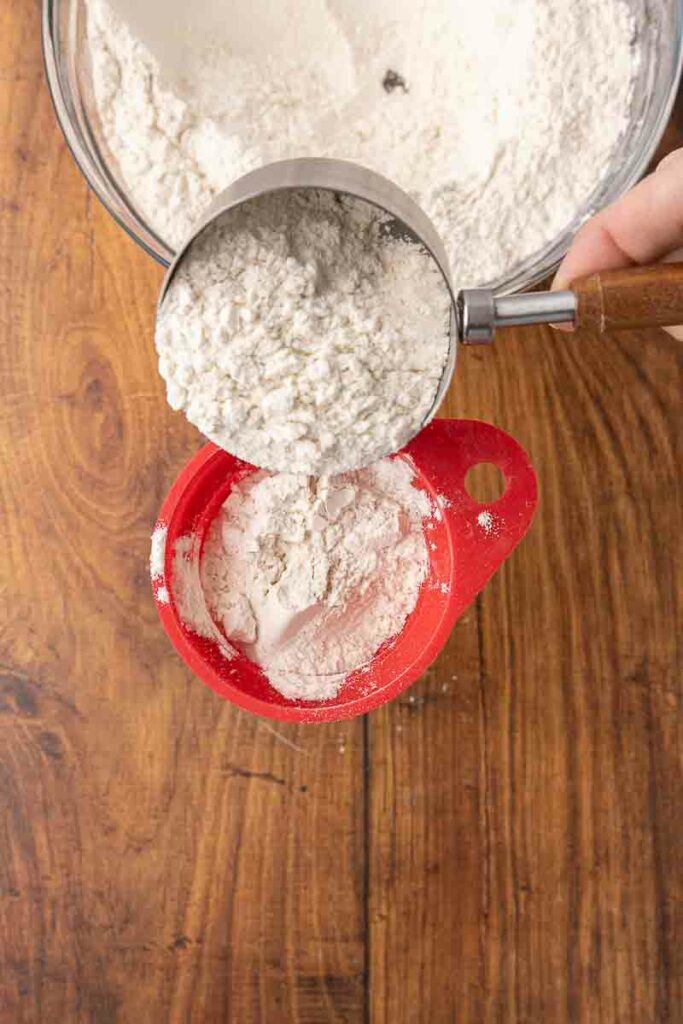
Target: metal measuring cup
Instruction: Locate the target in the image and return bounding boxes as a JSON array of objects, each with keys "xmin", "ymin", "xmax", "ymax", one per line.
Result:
[
  {"xmin": 158, "ymin": 157, "xmax": 683, "ymax": 447},
  {"xmin": 157, "ymin": 158, "xmax": 459, "ymax": 444}
]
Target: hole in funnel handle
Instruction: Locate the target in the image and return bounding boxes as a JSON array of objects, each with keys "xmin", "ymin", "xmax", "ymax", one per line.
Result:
[{"xmin": 464, "ymin": 462, "xmax": 507, "ymax": 504}]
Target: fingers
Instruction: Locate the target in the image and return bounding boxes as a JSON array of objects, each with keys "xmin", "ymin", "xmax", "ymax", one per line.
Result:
[{"xmin": 553, "ymin": 148, "xmax": 683, "ymax": 291}]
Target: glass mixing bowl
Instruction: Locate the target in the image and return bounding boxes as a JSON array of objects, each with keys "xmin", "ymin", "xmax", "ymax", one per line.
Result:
[{"xmin": 43, "ymin": 0, "xmax": 683, "ymax": 288}]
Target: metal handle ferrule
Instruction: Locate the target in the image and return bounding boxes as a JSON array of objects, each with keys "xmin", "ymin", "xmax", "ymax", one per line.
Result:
[{"xmin": 459, "ymin": 288, "xmax": 577, "ymax": 343}]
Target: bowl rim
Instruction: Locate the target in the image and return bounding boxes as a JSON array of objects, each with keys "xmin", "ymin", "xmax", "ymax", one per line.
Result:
[
  {"xmin": 42, "ymin": 0, "xmax": 683, "ymax": 287},
  {"xmin": 42, "ymin": 0, "xmax": 173, "ymax": 266}
]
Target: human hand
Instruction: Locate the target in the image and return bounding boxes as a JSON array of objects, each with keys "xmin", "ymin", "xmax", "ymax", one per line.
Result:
[{"xmin": 553, "ymin": 147, "xmax": 683, "ymax": 339}]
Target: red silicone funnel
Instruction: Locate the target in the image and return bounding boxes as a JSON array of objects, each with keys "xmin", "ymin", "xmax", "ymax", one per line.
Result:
[{"xmin": 151, "ymin": 419, "xmax": 537, "ymax": 722}]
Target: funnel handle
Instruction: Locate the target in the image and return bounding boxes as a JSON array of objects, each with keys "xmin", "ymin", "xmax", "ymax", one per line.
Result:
[{"xmin": 405, "ymin": 419, "xmax": 537, "ymax": 612}]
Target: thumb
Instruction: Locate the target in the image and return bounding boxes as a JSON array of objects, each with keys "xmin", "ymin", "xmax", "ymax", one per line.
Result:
[{"xmin": 553, "ymin": 148, "xmax": 683, "ymax": 292}]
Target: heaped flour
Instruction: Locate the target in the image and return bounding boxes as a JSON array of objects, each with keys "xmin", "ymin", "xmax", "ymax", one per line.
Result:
[
  {"xmin": 155, "ymin": 189, "xmax": 451, "ymax": 474},
  {"xmin": 87, "ymin": 0, "xmax": 637, "ymax": 285}
]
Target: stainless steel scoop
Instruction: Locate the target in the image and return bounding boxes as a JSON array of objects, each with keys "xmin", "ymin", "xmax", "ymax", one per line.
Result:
[
  {"xmin": 158, "ymin": 157, "xmax": 459, "ymax": 433},
  {"xmin": 159, "ymin": 157, "xmax": 683, "ymax": 435}
]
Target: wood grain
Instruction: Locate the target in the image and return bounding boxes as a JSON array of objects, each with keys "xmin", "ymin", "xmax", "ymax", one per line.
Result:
[
  {"xmin": 574, "ymin": 262, "xmax": 683, "ymax": 333},
  {"xmin": 0, "ymin": 2, "xmax": 680, "ymax": 1021}
]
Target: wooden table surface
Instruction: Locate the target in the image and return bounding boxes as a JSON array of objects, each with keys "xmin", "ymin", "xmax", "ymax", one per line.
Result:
[{"xmin": 1, "ymin": 3, "xmax": 681, "ymax": 1021}]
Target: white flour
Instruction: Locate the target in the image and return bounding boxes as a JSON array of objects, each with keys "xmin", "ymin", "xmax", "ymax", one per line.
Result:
[
  {"xmin": 156, "ymin": 189, "xmax": 451, "ymax": 474},
  {"xmin": 199, "ymin": 456, "xmax": 432, "ymax": 701},
  {"xmin": 170, "ymin": 533, "xmax": 237, "ymax": 661},
  {"xmin": 150, "ymin": 523, "xmax": 170, "ymax": 602},
  {"xmin": 476, "ymin": 510, "xmax": 497, "ymax": 535},
  {"xmin": 149, "ymin": 523, "xmax": 167, "ymax": 578},
  {"xmin": 86, "ymin": 0, "xmax": 637, "ymax": 285},
  {"xmin": 171, "ymin": 534, "xmax": 216, "ymax": 640}
]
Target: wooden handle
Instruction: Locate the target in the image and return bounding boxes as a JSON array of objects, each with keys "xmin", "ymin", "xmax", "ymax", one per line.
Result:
[{"xmin": 573, "ymin": 262, "xmax": 683, "ymax": 333}]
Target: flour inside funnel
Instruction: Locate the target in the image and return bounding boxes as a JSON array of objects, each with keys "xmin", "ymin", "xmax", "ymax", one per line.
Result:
[{"xmin": 198, "ymin": 456, "xmax": 434, "ymax": 702}]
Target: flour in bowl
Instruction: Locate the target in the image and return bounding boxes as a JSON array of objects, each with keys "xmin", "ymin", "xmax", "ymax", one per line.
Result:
[
  {"xmin": 199, "ymin": 456, "xmax": 433, "ymax": 701},
  {"xmin": 86, "ymin": 0, "xmax": 637, "ymax": 285},
  {"xmin": 156, "ymin": 189, "xmax": 451, "ymax": 474}
]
